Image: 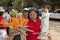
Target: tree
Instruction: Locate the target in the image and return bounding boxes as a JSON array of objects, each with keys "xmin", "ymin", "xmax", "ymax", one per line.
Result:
[
  {"xmin": 24, "ymin": 0, "xmax": 44, "ymax": 8},
  {"xmin": 0, "ymin": 0, "xmax": 5, "ymax": 6},
  {"xmin": 24, "ymin": 0, "xmax": 33, "ymax": 7},
  {"xmin": 48, "ymin": 0, "xmax": 60, "ymax": 6},
  {"xmin": 13, "ymin": 0, "xmax": 25, "ymax": 10}
]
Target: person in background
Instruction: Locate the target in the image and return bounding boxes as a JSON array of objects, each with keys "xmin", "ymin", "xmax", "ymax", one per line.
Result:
[
  {"xmin": 26, "ymin": 9, "xmax": 41, "ymax": 40},
  {"xmin": 19, "ymin": 8, "xmax": 29, "ymax": 26},
  {"xmin": 8, "ymin": 11, "xmax": 19, "ymax": 33},
  {"xmin": 3, "ymin": 9, "xmax": 10, "ymax": 22},
  {"xmin": 18, "ymin": 8, "xmax": 29, "ymax": 40},
  {"xmin": 16, "ymin": 9, "xmax": 22, "ymax": 21},
  {"xmin": 9, "ymin": 10, "xmax": 21, "ymax": 40},
  {"xmin": 17, "ymin": 8, "xmax": 34, "ymax": 40},
  {"xmin": 0, "ymin": 7, "xmax": 8, "ymax": 40},
  {"xmin": 41, "ymin": 6, "xmax": 50, "ymax": 40},
  {"xmin": 6, "ymin": 8, "xmax": 19, "ymax": 35}
]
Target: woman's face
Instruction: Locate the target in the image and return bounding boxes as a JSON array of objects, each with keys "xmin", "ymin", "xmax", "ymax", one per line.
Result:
[
  {"xmin": 23, "ymin": 11, "xmax": 28, "ymax": 18},
  {"xmin": 30, "ymin": 11, "xmax": 37, "ymax": 20}
]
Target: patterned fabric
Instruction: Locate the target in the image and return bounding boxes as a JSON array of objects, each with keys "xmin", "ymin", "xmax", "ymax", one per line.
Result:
[{"xmin": 41, "ymin": 10, "xmax": 49, "ymax": 40}]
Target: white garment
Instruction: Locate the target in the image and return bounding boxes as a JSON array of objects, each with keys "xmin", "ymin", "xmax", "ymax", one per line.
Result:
[
  {"xmin": 42, "ymin": 12, "xmax": 49, "ymax": 32},
  {"xmin": 0, "ymin": 29, "xmax": 7, "ymax": 40},
  {"xmin": 3, "ymin": 12, "xmax": 10, "ymax": 22},
  {"xmin": 41, "ymin": 9, "xmax": 49, "ymax": 40}
]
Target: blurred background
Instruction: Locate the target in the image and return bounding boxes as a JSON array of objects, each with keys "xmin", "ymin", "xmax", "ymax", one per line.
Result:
[
  {"xmin": 0, "ymin": 0, "xmax": 60, "ymax": 11},
  {"xmin": 0, "ymin": 0, "xmax": 60, "ymax": 40}
]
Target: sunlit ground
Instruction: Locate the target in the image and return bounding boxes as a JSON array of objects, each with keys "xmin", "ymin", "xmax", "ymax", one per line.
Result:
[{"xmin": 49, "ymin": 20, "xmax": 60, "ymax": 40}]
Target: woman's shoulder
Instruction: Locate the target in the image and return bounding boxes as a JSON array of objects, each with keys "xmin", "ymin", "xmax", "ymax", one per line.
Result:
[
  {"xmin": 27, "ymin": 19, "xmax": 32, "ymax": 24},
  {"xmin": 28, "ymin": 19, "xmax": 32, "ymax": 22}
]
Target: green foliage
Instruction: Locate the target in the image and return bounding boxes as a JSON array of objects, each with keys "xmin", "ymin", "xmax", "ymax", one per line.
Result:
[
  {"xmin": 0, "ymin": 0, "xmax": 24, "ymax": 9},
  {"xmin": 24, "ymin": 0, "xmax": 33, "ymax": 7},
  {"xmin": 14, "ymin": 0, "xmax": 23, "ymax": 8},
  {"xmin": 48, "ymin": 0, "xmax": 60, "ymax": 6},
  {"xmin": 2, "ymin": 0, "xmax": 60, "ymax": 9},
  {"xmin": 0, "ymin": 0, "xmax": 5, "ymax": 6},
  {"xmin": 24, "ymin": 0, "xmax": 44, "ymax": 8}
]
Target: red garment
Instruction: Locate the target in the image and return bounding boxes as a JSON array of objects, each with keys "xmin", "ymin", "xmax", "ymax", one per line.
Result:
[
  {"xmin": 0, "ymin": 16, "xmax": 4, "ymax": 21},
  {"xmin": 26, "ymin": 18, "xmax": 41, "ymax": 40}
]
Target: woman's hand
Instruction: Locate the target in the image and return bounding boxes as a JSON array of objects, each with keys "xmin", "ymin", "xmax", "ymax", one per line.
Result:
[
  {"xmin": 25, "ymin": 29, "xmax": 34, "ymax": 32},
  {"xmin": 37, "ymin": 36, "xmax": 41, "ymax": 40}
]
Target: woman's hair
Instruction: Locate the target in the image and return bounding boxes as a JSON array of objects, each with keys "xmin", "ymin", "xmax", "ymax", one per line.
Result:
[{"xmin": 28, "ymin": 9, "xmax": 39, "ymax": 19}]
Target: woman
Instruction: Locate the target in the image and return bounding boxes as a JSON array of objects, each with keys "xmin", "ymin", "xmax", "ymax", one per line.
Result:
[
  {"xmin": 19, "ymin": 8, "xmax": 29, "ymax": 26},
  {"xmin": 13, "ymin": 8, "xmax": 29, "ymax": 40},
  {"xmin": 41, "ymin": 7, "xmax": 49, "ymax": 40},
  {"xmin": 26, "ymin": 9, "xmax": 41, "ymax": 40},
  {"xmin": 19, "ymin": 8, "xmax": 29, "ymax": 40}
]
